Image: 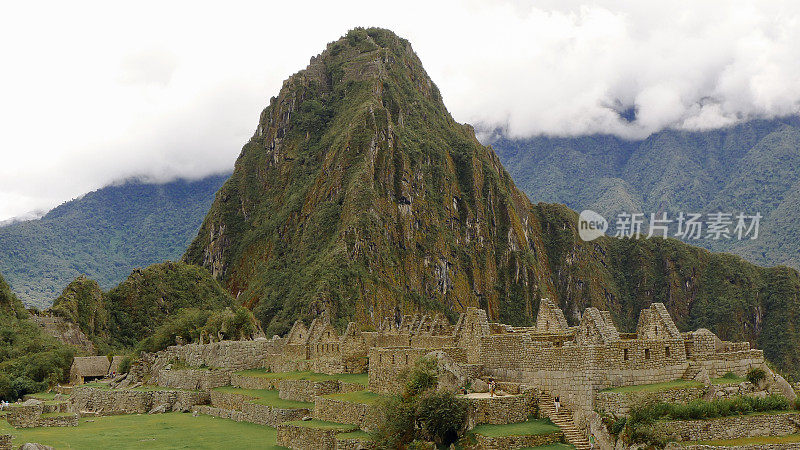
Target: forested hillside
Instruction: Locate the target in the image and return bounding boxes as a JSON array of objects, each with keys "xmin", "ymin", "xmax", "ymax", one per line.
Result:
[
  {"xmin": 492, "ymin": 117, "xmax": 800, "ymax": 270},
  {"xmin": 0, "ymin": 174, "xmax": 227, "ymax": 308}
]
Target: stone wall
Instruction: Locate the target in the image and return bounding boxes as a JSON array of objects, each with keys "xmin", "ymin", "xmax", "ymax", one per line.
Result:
[
  {"xmin": 276, "ymin": 422, "xmax": 357, "ymax": 450},
  {"xmin": 314, "ymin": 396, "xmax": 384, "ymax": 432},
  {"xmin": 153, "ymin": 368, "xmax": 231, "ymax": 391},
  {"xmin": 194, "ymin": 402, "xmax": 309, "ymax": 427},
  {"xmin": 652, "ymin": 413, "xmax": 800, "ymax": 442},
  {"xmin": 5, "ymin": 401, "xmax": 43, "ymax": 428},
  {"xmin": 69, "ymin": 386, "xmax": 209, "ymax": 415},
  {"xmin": 153, "ymin": 339, "xmax": 284, "ymax": 371},
  {"xmin": 279, "ymin": 379, "xmax": 340, "ymax": 402},
  {"xmin": 367, "ymin": 347, "xmax": 427, "ymax": 394},
  {"xmin": 470, "ymin": 431, "xmax": 564, "ymax": 450},
  {"xmin": 0, "ymin": 435, "xmax": 10, "ymax": 450},
  {"xmin": 595, "ymin": 386, "xmax": 708, "ymax": 416},
  {"xmin": 468, "ymin": 394, "xmax": 532, "ymax": 425},
  {"xmin": 689, "ymin": 350, "xmax": 765, "ymax": 378},
  {"xmin": 230, "ymin": 373, "xmax": 278, "ymax": 390},
  {"xmin": 35, "ymin": 413, "xmax": 79, "ymax": 427}
]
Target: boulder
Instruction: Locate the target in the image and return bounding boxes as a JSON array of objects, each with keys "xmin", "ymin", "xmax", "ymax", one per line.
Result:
[
  {"xmin": 18, "ymin": 444, "xmax": 55, "ymax": 450},
  {"xmin": 773, "ymin": 374, "xmax": 797, "ymax": 402},
  {"xmin": 471, "ymin": 379, "xmax": 488, "ymax": 393},
  {"xmin": 423, "ymin": 351, "xmax": 467, "ymax": 393},
  {"xmin": 693, "ymin": 368, "xmax": 711, "ymax": 385},
  {"xmin": 147, "ymin": 404, "xmax": 166, "ymax": 415}
]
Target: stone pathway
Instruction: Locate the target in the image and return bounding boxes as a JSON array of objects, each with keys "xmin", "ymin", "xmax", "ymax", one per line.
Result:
[{"xmin": 539, "ymin": 393, "xmax": 591, "ymax": 450}]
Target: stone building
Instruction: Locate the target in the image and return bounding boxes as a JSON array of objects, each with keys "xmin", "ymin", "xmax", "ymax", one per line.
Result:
[{"xmin": 69, "ymin": 356, "xmax": 124, "ymax": 385}]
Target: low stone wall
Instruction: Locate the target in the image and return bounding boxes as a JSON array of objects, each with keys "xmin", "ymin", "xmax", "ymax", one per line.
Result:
[
  {"xmin": 209, "ymin": 390, "xmax": 249, "ymax": 411},
  {"xmin": 279, "ymin": 379, "xmax": 339, "ymax": 402},
  {"xmin": 688, "ymin": 351, "xmax": 765, "ymax": 379},
  {"xmin": 230, "ymin": 373, "xmax": 278, "ymax": 390},
  {"xmin": 468, "ymin": 394, "xmax": 532, "ymax": 425},
  {"xmin": 276, "ymin": 423, "xmax": 356, "ymax": 450},
  {"xmin": 69, "ymin": 386, "xmax": 209, "ymax": 415},
  {"xmin": 155, "ymin": 339, "xmax": 284, "ymax": 371},
  {"xmin": 42, "ymin": 402, "xmax": 69, "ymax": 414},
  {"xmin": 314, "ymin": 397, "xmax": 384, "ymax": 432},
  {"xmin": 652, "ymin": 413, "xmax": 800, "ymax": 443},
  {"xmin": 335, "ymin": 435, "xmax": 375, "ymax": 450},
  {"xmin": 153, "ymin": 368, "xmax": 231, "ymax": 391},
  {"xmin": 471, "ymin": 431, "xmax": 564, "ymax": 450},
  {"xmin": 595, "ymin": 386, "xmax": 708, "ymax": 416},
  {"xmin": 5, "ymin": 401, "xmax": 43, "ymax": 428},
  {"xmin": 36, "ymin": 413, "xmax": 79, "ymax": 427},
  {"xmin": 0, "ymin": 434, "xmax": 11, "ymax": 450},
  {"xmin": 194, "ymin": 403, "xmax": 309, "ymax": 427}
]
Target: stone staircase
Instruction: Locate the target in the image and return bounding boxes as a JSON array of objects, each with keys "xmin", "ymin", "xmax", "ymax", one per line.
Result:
[{"xmin": 539, "ymin": 394, "xmax": 591, "ymax": 450}]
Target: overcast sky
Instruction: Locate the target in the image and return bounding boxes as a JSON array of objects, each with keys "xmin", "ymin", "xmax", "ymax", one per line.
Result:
[{"xmin": 1, "ymin": 0, "xmax": 799, "ymax": 221}]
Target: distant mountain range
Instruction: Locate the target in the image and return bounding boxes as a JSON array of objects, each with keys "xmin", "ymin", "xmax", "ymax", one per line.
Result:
[
  {"xmin": 491, "ymin": 117, "xmax": 800, "ymax": 270},
  {"xmin": 0, "ymin": 174, "xmax": 228, "ymax": 308}
]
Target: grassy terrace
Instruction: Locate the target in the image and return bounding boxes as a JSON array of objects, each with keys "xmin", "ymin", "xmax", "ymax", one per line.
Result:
[
  {"xmin": 685, "ymin": 434, "xmax": 800, "ymax": 446},
  {"xmin": 27, "ymin": 392, "xmax": 59, "ymax": 401},
  {"xmin": 471, "ymin": 417, "xmax": 560, "ymax": 437},
  {"xmin": 323, "ymin": 390, "xmax": 388, "ymax": 405},
  {"xmin": 336, "ymin": 430, "xmax": 372, "ymax": 440},
  {"xmin": 522, "ymin": 444, "xmax": 575, "ymax": 449},
  {"xmin": 235, "ymin": 369, "xmax": 368, "ymax": 386},
  {"xmin": 0, "ymin": 412, "xmax": 285, "ymax": 449},
  {"xmin": 212, "ymin": 386, "xmax": 313, "ymax": 409},
  {"xmin": 282, "ymin": 419, "xmax": 357, "ymax": 431}
]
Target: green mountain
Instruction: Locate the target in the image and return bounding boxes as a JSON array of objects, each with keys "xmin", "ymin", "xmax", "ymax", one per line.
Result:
[
  {"xmin": 50, "ymin": 262, "xmax": 234, "ymax": 350},
  {"xmin": 491, "ymin": 117, "xmax": 800, "ymax": 270},
  {"xmin": 183, "ymin": 28, "xmax": 800, "ymax": 377},
  {"xmin": 0, "ymin": 174, "xmax": 228, "ymax": 308},
  {"xmin": 0, "ymin": 272, "xmax": 73, "ymax": 400}
]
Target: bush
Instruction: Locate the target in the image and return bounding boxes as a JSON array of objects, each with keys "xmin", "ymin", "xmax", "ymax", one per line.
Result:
[
  {"xmin": 416, "ymin": 391, "xmax": 468, "ymax": 445},
  {"xmin": 747, "ymin": 367, "xmax": 767, "ymax": 385},
  {"xmin": 372, "ymin": 397, "xmax": 416, "ymax": 449},
  {"xmin": 405, "ymin": 357, "xmax": 438, "ymax": 397}
]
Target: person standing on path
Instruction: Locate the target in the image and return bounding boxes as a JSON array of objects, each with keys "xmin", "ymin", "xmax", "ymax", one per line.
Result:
[
  {"xmin": 488, "ymin": 377, "xmax": 496, "ymax": 397},
  {"xmin": 554, "ymin": 395, "xmax": 560, "ymax": 413}
]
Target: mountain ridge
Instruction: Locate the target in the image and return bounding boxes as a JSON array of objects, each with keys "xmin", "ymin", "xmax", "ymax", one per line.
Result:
[{"xmin": 183, "ymin": 28, "xmax": 800, "ymax": 377}]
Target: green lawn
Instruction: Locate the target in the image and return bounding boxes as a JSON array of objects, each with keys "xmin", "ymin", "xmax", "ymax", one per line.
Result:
[
  {"xmin": 212, "ymin": 386, "xmax": 313, "ymax": 409},
  {"xmin": 472, "ymin": 417, "xmax": 560, "ymax": 437},
  {"xmin": 323, "ymin": 390, "xmax": 387, "ymax": 405},
  {"xmin": 602, "ymin": 380, "xmax": 703, "ymax": 394},
  {"xmin": 282, "ymin": 419, "xmax": 357, "ymax": 431},
  {"xmin": 685, "ymin": 434, "xmax": 800, "ymax": 446},
  {"xmin": 235, "ymin": 369, "xmax": 368, "ymax": 386},
  {"xmin": 336, "ymin": 430, "xmax": 372, "ymax": 440},
  {"xmin": 0, "ymin": 412, "xmax": 286, "ymax": 449},
  {"xmin": 711, "ymin": 374, "xmax": 747, "ymax": 385},
  {"xmin": 27, "ymin": 392, "xmax": 58, "ymax": 401}
]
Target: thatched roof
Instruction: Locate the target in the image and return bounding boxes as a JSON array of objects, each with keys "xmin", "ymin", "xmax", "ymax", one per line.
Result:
[{"xmin": 70, "ymin": 356, "xmax": 111, "ymax": 378}]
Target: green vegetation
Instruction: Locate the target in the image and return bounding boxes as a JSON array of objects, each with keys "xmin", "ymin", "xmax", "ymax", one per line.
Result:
[
  {"xmin": 0, "ymin": 273, "xmax": 74, "ymax": 401},
  {"xmin": 747, "ymin": 367, "xmax": 767, "ymax": 385},
  {"xmin": 0, "ymin": 411, "xmax": 283, "ymax": 449},
  {"xmin": 47, "ymin": 262, "xmax": 235, "ymax": 352},
  {"xmin": 623, "ymin": 394, "xmax": 798, "ymax": 446},
  {"xmin": 235, "ymin": 369, "xmax": 368, "ymax": 386},
  {"xmin": 523, "ymin": 444, "xmax": 575, "ymax": 450},
  {"xmin": 336, "ymin": 429, "xmax": 372, "ymax": 440},
  {"xmin": 138, "ymin": 306, "xmax": 258, "ymax": 353},
  {"xmin": 471, "ymin": 416, "xmax": 560, "ymax": 437},
  {"xmin": 602, "ymin": 380, "xmax": 703, "ymax": 394},
  {"xmin": 0, "ymin": 174, "xmax": 227, "ymax": 309},
  {"xmin": 211, "ymin": 386, "xmax": 313, "ymax": 409},
  {"xmin": 686, "ymin": 434, "xmax": 800, "ymax": 446},
  {"xmin": 372, "ymin": 356, "xmax": 468, "ymax": 447},
  {"xmin": 324, "ymin": 390, "xmax": 386, "ymax": 405},
  {"xmin": 712, "ymin": 372, "xmax": 747, "ymax": 384},
  {"xmin": 26, "ymin": 392, "xmax": 58, "ymax": 401}
]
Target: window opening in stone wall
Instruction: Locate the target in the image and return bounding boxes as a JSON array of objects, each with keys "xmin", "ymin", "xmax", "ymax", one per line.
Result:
[
  {"xmin": 623, "ymin": 348, "xmax": 629, "ymax": 361},
  {"xmin": 665, "ymin": 346, "xmax": 670, "ymax": 357},
  {"xmin": 645, "ymin": 348, "xmax": 651, "ymax": 359}
]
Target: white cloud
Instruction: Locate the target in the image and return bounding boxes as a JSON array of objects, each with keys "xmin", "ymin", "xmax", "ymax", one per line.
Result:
[{"xmin": 1, "ymin": 0, "xmax": 799, "ymax": 220}]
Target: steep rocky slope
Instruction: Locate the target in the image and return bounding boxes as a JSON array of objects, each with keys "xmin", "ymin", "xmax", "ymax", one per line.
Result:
[{"xmin": 184, "ymin": 28, "xmax": 800, "ymax": 377}]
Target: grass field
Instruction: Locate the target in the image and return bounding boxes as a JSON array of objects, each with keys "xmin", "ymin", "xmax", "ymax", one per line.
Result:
[
  {"xmin": 211, "ymin": 386, "xmax": 313, "ymax": 408},
  {"xmin": 711, "ymin": 373, "xmax": 747, "ymax": 385},
  {"xmin": 0, "ymin": 412, "xmax": 286, "ymax": 449},
  {"xmin": 522, "ymin": 444, "xmax": 575, "ymax": 449},
  {"xmin": 601, "ymin": 380, "xmax": 703, "ymax": 393},
  {"xmin": 323, "ymin": 390, "xmax": 387, "ymax": 405},
  {"xmin": 235, "ymin": 370, "xmax": 369, "ymax": 386},
  {"xmin": 26, "ymin": 392, "xmax": 59, "ymax": 401},
  {"xmin": 471, "ymin": 417, "xmax": 560, "ymax": 437}
]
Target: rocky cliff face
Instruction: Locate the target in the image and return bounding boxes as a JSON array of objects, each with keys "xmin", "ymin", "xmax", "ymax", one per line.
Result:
[{"xmin": 184, "ymin": 28, "xmax": 800, "ymax": 377}]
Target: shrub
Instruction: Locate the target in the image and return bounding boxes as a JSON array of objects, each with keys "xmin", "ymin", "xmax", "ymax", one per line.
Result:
[
  {"xmin": 416, "ymin": 391, "xmax": 468, "ymax": 445},
  {"xmin": 747, "ymin": 367, "xmax": 767, "ymax": 385},
  {"xmin": 372, "ymin": 397, "xmax": 417, "ymax": 449},
  {"xmin": 405, "ymin": 357, "xmax": 438, "ymax": 397}
]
